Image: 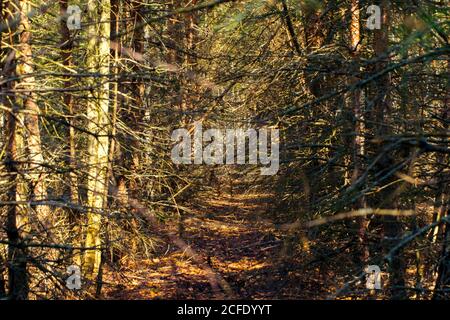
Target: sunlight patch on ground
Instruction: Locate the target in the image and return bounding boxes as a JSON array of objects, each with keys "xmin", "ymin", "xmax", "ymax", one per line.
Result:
[{"xmin": 218, "ymin": 257, "xmax": 269, "ymax": 272}]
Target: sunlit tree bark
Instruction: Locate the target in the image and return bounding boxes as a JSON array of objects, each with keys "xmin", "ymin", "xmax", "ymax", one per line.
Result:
[
  {"xmin": 59, "ymin": 0, "xmax": 82, "ymax": 267},
  {"xmin": 1, "ymin": 0, "xmax": 39, "ymax": 300},
  {"xmin": 83, "ymin": 0, "xmax": 111, "ymax": 281},
  {"xmin": 16, "ymin": 0, "xmax": 50, "ymax": 224},
  {"xmin": 59, "ymin": 0, "xmax": 79, "ymax": 207},
  {"xmin": 349, "ymin": 0, "xmax": 368, "ymax": 265}
]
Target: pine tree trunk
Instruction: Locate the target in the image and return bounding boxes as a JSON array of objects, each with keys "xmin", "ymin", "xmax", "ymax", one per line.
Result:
[
  {"xmin": 16, "ymin": 0, "xmax": 50, "ymax": 225},
  {"xmin": 1, "ymin": 0, "xmax": 32, "ymax": 300},
  {"xmin": 59, "ymin": 0, "xmax": 79, "ymax": 206},
  {"xmin": 349, "ymin": 0, "xmax": 369, "ymax": 265},
  {"xmin": 433, "ymin": 61, "xmax": 450, "ymax": 299},
  {"xmin": 83, "ymin": 0, "xmax": 111, "ymax": 281},
  {"xmin": 59, "ymin": 0, "xmax": 81, "ymax": 266},
  {"xmin": 372, "ymin": 0, "xmax": 407, "ymax": 300}
]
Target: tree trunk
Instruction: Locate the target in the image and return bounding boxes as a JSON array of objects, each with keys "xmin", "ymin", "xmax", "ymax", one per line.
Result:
[
  {"xmin": 59, "ymin": 0, "xmax": 81, "ymax": 266},
  {"xmin": 430, "ymin": 73, "xmax": 449, "ymax": 243},
  {"xmin": 167, "ymin": 0, "xmax": 185, "ymax": 118},
  {"xmin": 83, "ymin": 0, "xmax": 111, "ymax": 281},
  {"xmin": 16, "ymin": 0, "xmax": 50, "ymax": 226},
  {"xmin": 349, "ymin": 0, "xmax": 369, "ymax": 266},
  {"xmin": 1, "ymin": 0, "xmax": 31, "ymax": 300},
  {"xmin": 433, "ymin": 60, "xmax": 450, "ymax": 299},
  {"xmin": 372, "ymin": 0, "xmax": 407, "ymax": 300},
  {"xmin": 59, "ymin": 0, "xmax": 79, "ymax": 206},
  {"xmin": 434, "ymin": 207, "xmax": 450, "ymax": 299}
]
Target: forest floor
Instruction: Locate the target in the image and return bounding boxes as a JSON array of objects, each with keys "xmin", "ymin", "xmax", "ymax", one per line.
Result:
[{"xmin": 102, "ymin": 182, "xmax": 328, "ymax": 299}]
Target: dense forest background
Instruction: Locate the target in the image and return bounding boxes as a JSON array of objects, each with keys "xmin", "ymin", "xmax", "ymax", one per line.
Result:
[{"xmin": 0, "ymin": 0, "xmax": 449, "ymax": 300}]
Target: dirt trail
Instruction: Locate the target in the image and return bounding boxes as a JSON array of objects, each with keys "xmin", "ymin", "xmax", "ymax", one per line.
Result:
[{"xmin": 103, "ymin": 188, "xmax": 309, "ymax": 299}]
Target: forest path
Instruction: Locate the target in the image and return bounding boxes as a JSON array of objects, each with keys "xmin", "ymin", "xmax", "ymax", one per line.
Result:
[{"xmin": 103, "ymin": 185, "xmax": 308, "ymax": 299}]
